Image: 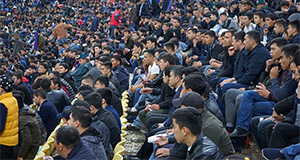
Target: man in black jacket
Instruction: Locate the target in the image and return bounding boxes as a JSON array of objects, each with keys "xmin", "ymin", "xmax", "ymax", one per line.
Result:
[
  {"xmin": 12, "ymin": 70, "xmax": 33, "ymax": 106},
  {"xmin": 85, "ymin": 92, "xmax": 121, "ymax": 149}
]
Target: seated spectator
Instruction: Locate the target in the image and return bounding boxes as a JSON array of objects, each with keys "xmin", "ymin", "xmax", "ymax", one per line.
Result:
[
  {"xmin": 100, "ymin": 61, "xmax": 121, "ymax": 94},
  {"xmin": 58, "ymin": 63, "xmax": 78, "ymax": 93},
  {"xmin": 287, "ymin": 20, "xmax": 300, "ymax": 44},
  {"xmin": 32, "ymin": 62, "xmax": 49, "ymax": 90},
  {"xmin": 12, "ymin": 70, "xmax": 33, "ymax": 106},
  {"xmin": 68, "ymin": 105, "xmax": 107, "ymax": 160},
  {"xmin": 111, "ymin": 55, "xmax": 129, "ymax": 93},
  {"xmin": 54, "ymin": 126, "xmax": 97, "ymax": 159},
  {"xmin": 33, "ymin": 89, "xmax": 59, "ymax": 138},
  {"xmin": 71, "ymin": 54, "xmax": 92, "ymax": 87}
]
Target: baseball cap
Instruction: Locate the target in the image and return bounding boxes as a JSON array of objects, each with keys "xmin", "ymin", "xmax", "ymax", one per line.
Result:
[
  {"xmin": 172, "ymin": 92, "xmax": 204, "ymax": 109},
  {"xmin": 57, "ymin": 105, "xmax": 72, "ymax": 120},
  {"xmin": 256, "ymin": 0, "xmax": 264, "ymax": 5},
  {"xmin": 76, "ymin": 54, "xmax": 88, "ymax": 60}
]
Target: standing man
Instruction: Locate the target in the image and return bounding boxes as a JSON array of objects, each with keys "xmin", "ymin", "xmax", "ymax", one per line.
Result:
[
  {"xmin": 0, "ymin": 74, "xmax": 18, "ymax": 159},
  {"xmin": 110, "ymin": 7, "xmax": 122, "ymax": 39}
]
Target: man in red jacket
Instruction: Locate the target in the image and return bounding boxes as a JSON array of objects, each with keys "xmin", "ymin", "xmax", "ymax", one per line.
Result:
[{"xmin": 110, "ymin": 6, "xmax": 122, "ymax": 38}]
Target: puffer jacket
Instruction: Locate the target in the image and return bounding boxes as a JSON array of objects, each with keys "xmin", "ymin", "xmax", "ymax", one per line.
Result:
[
  {"xmin": 80, "ymin": 127, "xmax": 107, "ymax": 160},
  {"xmin": 112, "ymin": 65, "xmax": 129, "ymax": 93},
  {"xmin": 186, "ymin": 133, "xmax": 224, "ymax": 160}
]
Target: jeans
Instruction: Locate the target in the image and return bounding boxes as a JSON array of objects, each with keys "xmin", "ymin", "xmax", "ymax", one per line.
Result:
[
  {"xmin": 133, "ymin": 116, "xmax": 143, "ymax": 130},
  {"xmin": 250, "ymin": 116, "xmax": 275, "ymax": 149},
  {"xmin": 217, "ymin": 78, "xmax": 248, "ymax": 115},
  {"xmin": 110, "ymin": 25, "xmax": 117, "ymax": 38},
  {"xmin": 224, "ymin": 89, "xmax": 245, "ymax": 128},
  {"xmin": 236, "ymin": 90, "xmax": 275, "ymax": 131},
  {"xmin": 269, "ymin": 123, "xmax": 300, "ymax": 148}
]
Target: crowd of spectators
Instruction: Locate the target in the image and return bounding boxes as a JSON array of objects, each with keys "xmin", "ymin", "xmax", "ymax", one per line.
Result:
[{"xmin": 0, "ymin": 0, "xmax": 300, "ymax": 159}]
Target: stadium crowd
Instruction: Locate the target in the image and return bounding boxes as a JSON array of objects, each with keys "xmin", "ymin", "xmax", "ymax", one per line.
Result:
[{"xmin": 0, "ymin": 0, "xmax": 300, "ymax": 159}]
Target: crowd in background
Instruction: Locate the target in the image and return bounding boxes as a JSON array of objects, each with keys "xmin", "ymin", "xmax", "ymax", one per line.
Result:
[{"xmin": 0, "ymin": 0, "xmax": 300, "ymax": 159}]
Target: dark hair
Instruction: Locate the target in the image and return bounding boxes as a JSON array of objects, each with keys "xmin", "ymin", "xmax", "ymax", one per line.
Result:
[
  {"xmin": 96, "ymin": 88, "xmax": 112, "ymax": 105},
  {"xmin": 291, "ymin": 49, "xmax": 300, "ymax": 66},
  {"xmin": 211, "ymin": 10, "xmax": 218, "ymax": 17},
  {"xmin": 163, "ymin": 66, "xmax": 173, "ymax": 77},
  {"xmin": 281, "ymin": 44, "xmax": 300, "ymax": 58},
  {"xmin": 289, "ymin": 20, "xmax": 300, "ymax": 33},
  {"xmin": 50, "ymin": 71, "xmax": 61, "ymax": 78},
  {"xmin": 274, "ymin": 19, "xmax": 287, "ymax": 29},
  {"xmin": 182, "ymin": 66, "xmax": 199, "ymax": 76},
  {"xmin": 96, "ymin": 75, "xmax": 109, "ymax": 87},
  {"xmin": 51, "ymin": 77, "xmax": 61, "ymax": 88},
  {"xmin": 183, "ymin": 74, "xmax": 207, "ymax": 95},
  {"xmin": 147, "ymin": 37, "xmax": 157, "ymax": 46},
  {"xmin": 172, "ymin": 17, "xmax": 181, "ymax": 23},
  {"xmin": 33, "ymin": 89, "xmax": 47, "ymax": 99},
  {"xmin": 134, "ymin": 42, "xmax": 143, "ymax": 50},
  {"xmin": 168, "ymin": 38, "xmax": 179, "ymax": 47},
  {"xmin": 254, "ymin": 11, "xmax": 265, "ymax": 20},
  {"xmin": 233, "ymin": 31, "xmax": 245, "ymax": 42},
  {"xmin": 204, "ymin": 30, "xmax": 216, "ymax": 39},
  {"xmin": 85, "ymin": 92, "xmax": 102, "ymax": 109},
  {"xmin": 82, "ymin": 75, "xmax": 94, "ymax": 84},
  {"xmin": 55, "ymin": 126, "xmax": 80, "ymax": 149},
  {"xmin": 40, "ymin": 62, "xmax": 49, "ymax": 71},
  {"xmin": 101, "ymin": 61, "xmax": 112, "ymax": 71},
  {"xmin": 111, "ymin": 55, "xmax": 122, "ymax": 65},
  {"xmin": 246, "ymin": 31, "xmax": 261, "ymax": 44},
  {"xmin": 144, "ymin": 49, "xmax": 155, "ymax": 57},
  {"xmin": 12, "ymin": 91, "xmax": 24, "ymax": 109},
  {"xmin": 60, "ymin": 63, "xmax": 69, "ymax": 72},
  {"xmin": 280, "ymin": 1, "xmax": 289, "ymax": 7},
  {"xmin": 270, "ymin": 37, "xmax": 288, "ymax": 48},
  {"xmin": 266, "ymin": 13, "xmax": 279, "ymax": 20},
  {"xmin": 243, "ymin": 11, "xmax": 254, "ymax": 20},
  {"xmin": 73, "ymin": 100, "xmax": 91, "ymax": 110},
  {"xmin": 164, "ymin": 42, "xmax": 175, "ymax": 52},
  {"xmin": 13, "ymin": 70, "xmax": 23, "ymax": 80},
  {"xmin": 171, "ymin": 107, "xmax": 202, "ymax": 135},
  {"xmin": 171, "ymin": 65, "xmax": 184, "ymax": 80},
  {"xmin": 71, "ymin": 105, "xmax": 92, "ymax": 128},
  {"xmin": 159, "ymin": 53, "xmax": 176, "ymax": 65},
  {"xmin": 41, "ymin": 78, "xmax": 51, "ymax": 90}
]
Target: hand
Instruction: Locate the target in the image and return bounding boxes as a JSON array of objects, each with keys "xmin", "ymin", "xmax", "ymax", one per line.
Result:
[
  {"xmin": 263, "ymin": 28, "xmax": 268, "ymax": 36},
  {"xmin": 150, "ymin": 104, "xmax": 160, "ymax": 110},
  {"xmin": 265, "ymin": 59, "xmax": 274, "ymax": 72},
  {"xmin": 256, "ymin": 83, "xmax": 270, "ymax": 98},
  {"xmin": 270, "ymin": 66, "xmax": 279, "ymax": 79},
  {"xmin": 140, "ymin": 87, "xmax": 152, "ymax": 94},
  {"xmin": 239, "ymin": 88, "xmax": 246, "ymax": 91},
  {"xmin": 272, "ymin": 110, "xmax": 284, "ymax": 123},
  {"xmin": 124, "ymin": 48, "xmax": 130, "ymax": 54},
  {"xmin": 155, "ymin": 148, "xmax": 170, "ymax": 157},
  {"xmin": 144, "ymin": 104, "xmax": 150, "ymax": 112},
  {"xmin": 207, "ymin": 69, "xmax": 215, "ymax": 77},
  {"xmin": 193, "ymin": 55, "xmax": 198, "ymax": 60},
  {"xmin": 185, "ymin": 57, "xmax": 192, "ymax": 65},
  {"xmin": 17, "ymin": 156, "xmax": 23, "ymax": 160},
  {"xmin": 129, "ymin": 85, "xmax": 138, "ymax": 93},
  {"xmin": 142, "ymin": 80, "xmax": 149, "ymax": 85},
  {"xmin": 220, "ymin": 78, "xmax": 233, "ymax": 88},
  {"xmin": 136, "ymin": 69, "xmax": 142, "ymax": 75},
  {"xmin": 158, "ymin": 123, "xmax": 163, "ymax": 128},
  {"xmin": 192, "ymin": 61, "xmax": 202, "ymax": 68},
  {"xmin": 228, "ymin": 46, "xmax": 235, "ymax": 56},
  {"xmin": 210, "ymin": 61, "xmax": 222, "ymax": 68},
  {"xmin": 154, "ymin": 135, "xmax": 169, "ymax": 146}
]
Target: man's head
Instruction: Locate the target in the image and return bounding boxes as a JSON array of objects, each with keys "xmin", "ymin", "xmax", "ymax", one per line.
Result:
[
  {"xmin": 290, "ymin": 49, "xmax": 300, "ymax": 82},
  {"xmin": 133, "ymin": 42, "xmax": 143, "ymax": 55},
  {"xmin": 111, "ymin": 55, "xmax": 122, "ymax": 68},
  {"xmin": 143, "ymin": 49, "xmax": 155, "ymax": 66},
  {"xmin": 163, "ymin": 66, "xmax": 173, "ymax": 84},
  {"xmin": 171, "ymin": 107, "xmax": 202, "ymax": 145},
  {"xmin": 219, "ymin": 12, "xmax": 228, "ymax": 23},
  {"xmin": 96, "ymin": 87, "xmax": 112, "ymax": 106},
  {"xmin": 68, "ymin": 105, "xmax": 92, "ymax": 130},
  {"xmin": 50, "ymin": 77, "xmax": 61, "ymax": 90},
  {"xmin": 81, "ymin": 75, "xmax": 94, "ymax": 87},
  {"xmin": 58, "ymin": 63, "xmax": 69, "ymax": 74},
  {"xmin": 182, "ymin": 74, "xmax": 207, "ymax": 97},
  {"xmin": 265, "ymin": 13, "xmax": 279, "ymax": 28},
  {"xmin": 164, "ymin": 42, "xmax": 176, "ymax": 54},
  {"xmin": 241, "ymin": 11, "xmax": 254, "ymax": 27},
  {"xmin": 223, "ymin": 30, "xmax": 235, "ymax": 48},
  {"xmin": 94, "ymin": 75, "xmax": 109, "ymax": 89},
  {"xmin": 204, "ymin": 30, "xmax": 216, "ymax": 45},
  {"xmin": 172, "ymin": 17, "xmax": 181, "ymax": 28},
  {"xmin": 244, "ymin": 31, "xmax": 260, "ymax": 51},
  {"xmin": 253, "ymin": 11, "xmax": 265, "ymax": 26},
  {"xmin": 169, "ymin": 66, "xmax": 184, "ymax": 88},
  {"xmin": 269, "ymin": 37, "xmax": 288, "ymax": 63},
  {"xmin": 280, "ymin": 44, "xmax": 300, "ymax": 71},
  {"xmin": 287, "ymin": 20, "xmax": 300, "ymax": 38},
  {"xmin": 274, "ymin": 19, "xmax": 287, "ymax": 35},
  {"xmin": 100, "ymin": 61, "xmax": 112, "ymax": 77},
  {"xmin": 33, "ymin": 89, "xmax": 47, "ymax": 106},
  {"xmin": 186, "ymin": 28, "xmax": 197, "ymax": 41},
  {"xmin": 232, "ymin": 31, "xmax": 245, "ymax": 51},
  {"xmin": 41, "ymin": 78, "xmax": 52, "ymax": 91},
  {"xmin": 77, "ymin": 54, "xmax": 88, "ymax": 65},
  {"xmin": 85, "ymin": 92, "xmax": 103, "ymax": 116},
  {"xmin": 38, "ymin": 62, "xmax": 49, "ymax": 74},
  {"xmin": 55, "ymin": 126, "xmax": 81, "ymax": 159},
  {"xmin": 146, "ymin": 37, "xmax": 157, "ymax": 49},
  {"xmin": 12, "ymin": 70, "xmax": 23, "ymax": 85},
  {"xmin": 158, "ymin": 53, "xmax": 176, "ymax": 71}
]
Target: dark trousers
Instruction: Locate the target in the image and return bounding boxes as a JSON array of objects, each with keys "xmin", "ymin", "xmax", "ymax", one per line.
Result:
[
  {"xmin": 0, "ymin": 145, "xmax": 14, "ymax": 159},
  {"xmin": 269, "ymin": 123, "xmax": 300, "ymax": 148}
]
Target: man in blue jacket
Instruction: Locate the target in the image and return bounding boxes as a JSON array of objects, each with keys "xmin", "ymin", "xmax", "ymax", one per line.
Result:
[
  {"xmin": 71, "ymin": 54, "xmax": 91, "ymax": 87},
  {"xmin": 111, "ymin": 55, "xmax": 129, "ymax": 93}
]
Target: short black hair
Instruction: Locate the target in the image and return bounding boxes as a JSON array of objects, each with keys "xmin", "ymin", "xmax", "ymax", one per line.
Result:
[
  {"xmin": 13, "ymin": 70, "xmax": 23, "ymax": 80},
  {"xmin": 281, "ymin": 44, "xmax": 300, "ymax": 58},
  {"xmin": 51, "ymin": 77, "xmax": 61, "ymax": 88},
  {"xmin": 96, "ymin": 75, "xmax": 109, "ymax": 87},
  {"xmin": 71, "ymin": 105, "xmax": 92, "ymax": 128},
  {"xmin": 274, "ymin": 19, "xmax": 287, "ymax": 29},
  {"xmin": 73, "ymin": 100, "xmax": 91, "ymax": 110},
  {"xmin": 56, "ymin": 126, "xmax": 80, "ymax": 149},
  {"xmin": 164, "ymin": 42, "xmax": 175, "ymax": 52},
  {"xmin": 82, "ymin": 74, "xmax": 94, "ymax": 84},
  {"xmin": 289, "ymin": 20, "xmax": 300, "ymax": 33},
  {"xmin": 60, "ymin": 63, "xmax": 69, "ymax": 71},
  {"xmin": 183, "ymin": 74, "xmax": 207, "ymax": 95},
  {"xmin": 254, "ymin": 11, "xmax": 265, "ymax": 20},
  {"xmin": 171, "ymin": 107, "xmax": 202, "ymax": 135},
  {"xmin": 291, "ymin": 49, "xmax": 300, "ymax": 66},
  {"xmin": 96, "ymin": 88, "xmax": 112, "ymax": 105},
  {"xmin": 204, "ymin": 30, "xmax": 216, "ymax": 39},
  {"xmin": 233, "ymin": 31, "xmax": 245, "ymax": 42},
  {"xmin": 33, "ymin": 89, "xmax": 47, "ymax": 99},
  {"xmin": 49, "ymin": 71, "xmax": 61, "ymax": 79},
  {"xmin": 40, "ymin": 62, "xmax": 49, "ymax": 71},
  {"xmin": 163, "ymin": 66, "xmax": 173, "ymax": 77},
  {"xmin": 111, "ymin": 55, "xmax": 122, "ymax": 65},
  {"xmin": 159, "ymin": 53, "xmax": 176, "ymax": 65},
  {"xmin": 266, "ymin": 13, "xmax": 279, "ymax": 20},
  {"xmin": 246, "ymin": 31, "xmax": 261, "ymax": 44},
  {"xmin": 147, "ymin": 36, "xmax": 157, "ymax": 46},
  {"xmin": 243, "ymin": 11, "xmax": 254, "ymax": 20},
  {"xmin": 171, "ymin": 65, "xmax": 184, "ymax": 80},
  {"xmin": 144, "ymin": 49, "xmax": 155, "ymax": 57},
  {"xmin": 270, "ymin": 37, "xmax": 288, "ymax": 48},
  {"xmin": 85, "ymin": 92, "xmax": 103, "ymax": 109},
  {"xmin": 101, "ymin": 61, "xmax": 112, "ymax": 71},
  {"xmin": 41, "ymin": 78, "xmax": 51, "ymax": 90},
  {"xmin": 134, "ymin": 42, "xmax": 143, "ymax": 50},
  {"xmin": 12, "ymin": 90, "xmax": 24, "ymax": 109}
]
